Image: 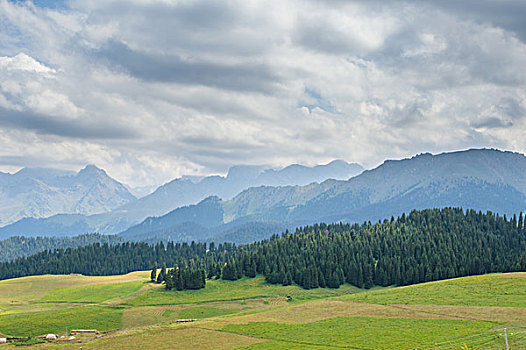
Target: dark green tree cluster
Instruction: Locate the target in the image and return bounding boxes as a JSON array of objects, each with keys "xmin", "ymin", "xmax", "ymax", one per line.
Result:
[
  {"xmin": 165, "ymin": 265, "xmax": 206, "ymax": 290},
  {"xmin": 1, "ymin": 208, "xmax": 525, "ymax": 292},
  {"xmin": 0, "ymin": 241, "xmax": 208, "ymax": 280},
  {"xmin": 248, "ymin": 209, "xmax": 525, "ymax": 289},
  {"xmin": 198, "ymin": 208, "xmax": 525, "ymax": 289},
  {"xmin": 149, "ymin": 260, "xmax": 206, "ymax": 291}
]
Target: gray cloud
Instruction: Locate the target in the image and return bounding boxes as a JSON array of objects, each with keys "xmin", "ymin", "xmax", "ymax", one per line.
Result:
[
  {"xmin": 75, "ymin": 0, "xmax": 275, "ymax": 57},
  {"xmin": 293, "ymin": 21, "xmax": 365, "ymax": 55},
  {"xmin": 347, "ymin": 0, "xmax": 526, "ymax": 42},
  {"xmin": 95, "ymin": 40, "xmax": 280, "ymax": 93},
  {"xmin": 498, "ymin": 98, "xmax": 526, "ymax": 119},
  {"xmin": 415, "ymin": 0, "xmax": 526, "ymax": 42},
  {"xmin": 471, "ymin": 117, "xmax": 513, "ymax": 129},
  {"xmin": 0, "ymin": 107, "xmax": 137, "ymax": 139}
]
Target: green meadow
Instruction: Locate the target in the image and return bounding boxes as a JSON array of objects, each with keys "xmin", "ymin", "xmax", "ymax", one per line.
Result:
[
  {"xmin": 40, "ymin": 281, "xmax": 144, "ymax": 303},
  {"xmin": 0, "ymin": 272, "xmax": 524, "ymax": 349},
  {"xmin": 342, "ymin": 272, "xmax": 526, "ymax": 307},
  {"xmin": 0, "ymin": 306, "xmax": 122, "ymax": 337},
  {"xmin": 223, "ymin": 317, "xmax": 500, "ymax": 349},
  {"xmin": 126, "ymin": 276, "xmax": 363, "ymax": 306}
]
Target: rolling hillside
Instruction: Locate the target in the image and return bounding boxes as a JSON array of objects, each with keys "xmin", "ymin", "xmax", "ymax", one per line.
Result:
[{"xmin": 0, "ymin": 272, "xmax": 524, "ymax": 349}]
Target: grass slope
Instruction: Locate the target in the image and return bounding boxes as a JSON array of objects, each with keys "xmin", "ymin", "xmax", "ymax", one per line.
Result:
[
  {"xmin": 0, "ymin": 272, "xmax": 147, "ymax": 314},
  {"xmin": 223, "ymin": 317, "xmax": 500, "ymax": 349},
  {"xmin": 341, "ymin": 272, "xmax": 526, "ymax": 307},
  {"xmin": 0, "ymin": 306, "xmax": 123, "ymax": 337},
  {"xmin": 179, "ymin": 306, "xmax": 238, "ymax": 319},
  {"xmin": 40, "ymin": 281, "xmax": 144, "ymax": 303},
  {"xmin": 45, "ymin": 327, "xmax": 263, "ymax": 350},
  {"xmin": 0, "ymin": 271, "xmax": 524, "ymax": 349},
  {"xmin": 126, "ymin": 276, "xmax": 363, "ymax": 306}
]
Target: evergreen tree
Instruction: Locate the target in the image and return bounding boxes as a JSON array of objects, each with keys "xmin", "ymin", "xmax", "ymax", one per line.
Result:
[
  {"xmin": 165, "ymin": 271, "xmax": 174, "ymax": 290},
  {"xmin": 157, "ymin": 262, "xmax": 167, "ymax": 284},
  {"xmin": 175, "ymin": 269, "xmax": 184, "ymax": 290},
  {"xmin": 151, "ymin": 262, "xmax": 158, "ymax": 282}
]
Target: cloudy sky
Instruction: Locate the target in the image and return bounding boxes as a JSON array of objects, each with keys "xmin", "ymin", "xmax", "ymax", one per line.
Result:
[{"xmin": 0, "ymin": 0, "xmax": 525, "ymax": 187}]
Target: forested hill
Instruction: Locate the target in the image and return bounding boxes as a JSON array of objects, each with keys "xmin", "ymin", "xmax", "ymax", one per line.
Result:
[
  {"xmin": 1, "ymin": 208, "xmax": 524, "ymax": 291},
  {"xmin": 0, "ymin": 234, "xmax": 123, "ymax": 262}
]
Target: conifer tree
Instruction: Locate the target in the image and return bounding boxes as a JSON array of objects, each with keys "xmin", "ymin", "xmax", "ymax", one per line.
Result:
[
  {"xmin": 175, "ymin": 269, "xmax": 184, "ymax": 290},
  {"xmin": 165, "ymin": 271, "xmax": 174, "ymax": 290},
  {"xmin": 157, "ymin": 262, "xmax": 167, "ymax": 284},
  {"xmin": 151, "ymin": 262, "xmax": 158, "ymax": 282}
]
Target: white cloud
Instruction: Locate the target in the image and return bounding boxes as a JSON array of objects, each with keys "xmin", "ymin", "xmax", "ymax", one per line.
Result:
[
  {"xmin": 0, "ymin": 0, "xmax": 524, "ymax": 187},
  {"xmin": 0, "ymin": 52, "xmax": 56, "ymax": 73}
]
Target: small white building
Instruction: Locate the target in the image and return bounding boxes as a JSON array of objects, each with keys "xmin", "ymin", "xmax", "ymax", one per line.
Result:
[
  {"xmin": 45, "ymin": 334, "xmax": 57, "ymax": 340},
  {"xmin": 0, "ymin": 338, "xmax": 7, "ymax": 344}
]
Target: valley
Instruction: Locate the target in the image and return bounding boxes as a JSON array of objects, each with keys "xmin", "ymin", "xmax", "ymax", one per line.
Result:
[{"xmin": 3, "ymin": 0, "xmax": 526, "ymax": 348}]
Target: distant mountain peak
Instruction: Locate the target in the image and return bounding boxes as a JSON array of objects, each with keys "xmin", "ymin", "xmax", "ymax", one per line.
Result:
[
  {"xmin": 325, "ymin": 159, "xmax": 348, "ymax": 165},
  {"xmin": 78, "ymin": 164, "xmax": 106, "ymax": 176},
  {"xmin": 412, "ymin": 152, "xmax": 432, "ymax": 158},
  {"xmin": 0, "ymin": 164, "xmax": 136, "ymax": 227},
  {"xmin": 200, "ymin": 195, "xmax": 222, "ymax": 204}
]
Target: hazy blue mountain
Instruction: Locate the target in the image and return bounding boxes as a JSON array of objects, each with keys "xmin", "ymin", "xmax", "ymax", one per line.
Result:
[
  {"xmin": 0, "ymin": 160, "xmax": 363, "ymax": 238},
  {"xmin": 257, "ymin": 160, "xmax": 363, "ymax": 186},
  {"xmin": 126, "ymin": 184, "xmax": 158, "ymax": 198},
  {"xmin": 119, "ymin": 149, "xmax": 526, "ymax": 243},
  {"xmin": 0, "ymin": 165, "xmax": 136, "ymax": 227},
  {"xmin": 111, "ymin": 160, "xmax": 363, "ymax": 225}
]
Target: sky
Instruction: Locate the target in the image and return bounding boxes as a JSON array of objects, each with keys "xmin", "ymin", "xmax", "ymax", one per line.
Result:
[{"xmin": 0, "ymin": 0, "xmax": 525, "ymax": 187}]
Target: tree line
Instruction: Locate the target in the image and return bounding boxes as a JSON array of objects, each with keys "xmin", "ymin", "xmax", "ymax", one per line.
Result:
[
  {"xmin": 0, "ymin": 233, "xmax": 123, "ymax": 262},
  {"xmin": 1, "ymin": 208, "xmax": 525, "ymax": 292}
]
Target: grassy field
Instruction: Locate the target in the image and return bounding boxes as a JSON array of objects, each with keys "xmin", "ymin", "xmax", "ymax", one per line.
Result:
[
  {"xmin": 0, "ymin": 306, "xmax": 123, "ymax": 337},
  {"xmin": 0, "ymin": 272, "xmax": 524, "ymax": 349},
  {"xmin": 222, "ymin": 317, "xmax": 501, "ymax": 349},
  {"xmin": 341, "ymin": 272, "xmax": 526, "ymax": 307},
  {"xmin": 40, "ymin": 281, "xmax": 144, "ymax": 303},
  {"xmin": 45, "ymin": 327, "xmax": 264, "ymax": 350},
  {"xmin": 0, "ymin": 271, "xmax": 148, "ymax": 314},
  {"xmin": 179, "ymin": 305, "xmax": 239, "ymax": 319},
  {"xmin": 126, "ymin": 276, "xmax": 363, "ymax": 306}
]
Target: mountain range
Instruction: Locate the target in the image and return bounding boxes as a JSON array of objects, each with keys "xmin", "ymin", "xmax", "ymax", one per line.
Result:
[
  {"xmin": 1, "ymin": 149, "xmax": 525, "ymax": 243},
  {"xmin": 0, "ymin": 165, "xmax": 136, "ymax": 227},
  {"xmin": 0, "ymin": 160, "xmax": 363, "ymax": 239},
  {"xmin": 119, "ymin": 149, "xmax": 526, "ymax": 243}
]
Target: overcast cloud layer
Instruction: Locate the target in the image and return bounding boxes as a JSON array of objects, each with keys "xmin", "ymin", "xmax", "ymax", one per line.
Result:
[{"xmin": 0, "ymin": 0, "xmax": 525, "ymax": 187}]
